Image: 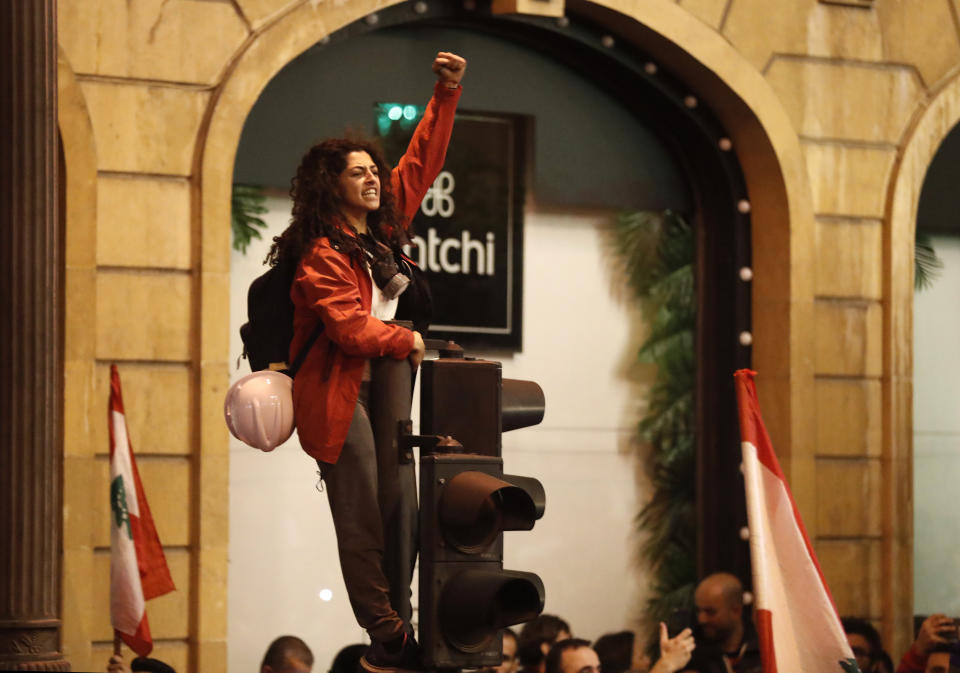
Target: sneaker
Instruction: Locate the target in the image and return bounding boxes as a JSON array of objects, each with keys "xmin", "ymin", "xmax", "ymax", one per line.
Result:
[{"xmin": 360, "ymin": 633, "xmax": 423, "ymax": 673}]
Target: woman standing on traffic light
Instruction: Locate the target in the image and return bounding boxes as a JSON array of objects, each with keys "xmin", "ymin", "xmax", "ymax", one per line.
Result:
[{"xmin": 265, "ymin": 51, "xmax": 467, "ymax": 673}]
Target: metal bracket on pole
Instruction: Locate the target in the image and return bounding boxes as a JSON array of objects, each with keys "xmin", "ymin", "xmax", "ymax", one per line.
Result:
[
  {"xmin": 398, "ymin": 420, "xmax": 465, "ymax": 464},
  {"xmin": 424, "ymin": 339, "xmax": 465, "ymax": 359}
]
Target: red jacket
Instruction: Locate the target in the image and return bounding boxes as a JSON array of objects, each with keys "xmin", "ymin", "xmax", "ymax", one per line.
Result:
[
  {"xmin": 895, "ymin": 646, "xmax": 925, "ymax": 673},
  {"xmin": 291, "ymin": 81, "xmax": 461, "ymax": 464}
]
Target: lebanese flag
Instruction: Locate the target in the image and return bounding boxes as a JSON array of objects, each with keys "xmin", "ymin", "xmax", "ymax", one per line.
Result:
[
  {"xmin": 109, "ymin": 364, "xmax": 176, "ymax": 656},
  {"xmin": 734, "ymin": 370, "xmax": 860, "ymax": 673}
]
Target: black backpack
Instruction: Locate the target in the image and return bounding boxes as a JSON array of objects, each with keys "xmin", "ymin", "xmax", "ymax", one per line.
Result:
[{"xmin": 239, "ymin": 255, "xmax": 323, "ymax": 377}]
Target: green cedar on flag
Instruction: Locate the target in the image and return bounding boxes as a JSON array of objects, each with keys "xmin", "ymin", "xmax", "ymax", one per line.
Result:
[{"xmin": 109, "ymin": 365, "xmax": 175, "ymax": 657}]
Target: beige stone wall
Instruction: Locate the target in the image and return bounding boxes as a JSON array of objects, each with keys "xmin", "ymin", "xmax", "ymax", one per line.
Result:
[
  {"xmin": 716, "ymin": 0, "xmax": 958, "ymax": 655},
  {"xmin": 57, "ymin": 0, "xmax": 248, "ymax": 669},
  {"xmin": 57, "ymin": 0, "xmax": 960, "ymax": 669}
]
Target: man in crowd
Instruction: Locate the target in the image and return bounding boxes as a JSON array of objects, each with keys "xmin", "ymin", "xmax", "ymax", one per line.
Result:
[
  {"xmin": 682, "ymin": 572, "xmax": 760, "ymax": 673},
  {"xmin": 593, "ymin": 626, "xmax": 694, "ymax": 673},
  {"xmin": 519, "ymin": 615, "xmax": 572, "ymax": 673},
  {"xmin": 261, "ymin": 635, "xmax": 314, "ymax": 673},
  {"xmin": 896, "ymin": 614, "xmax": 958, "ymax": 673},
  {"xmin": 920, "ymin": 645, "xmax": 952, "ymax": 673},
  {"xmin": 479, "ymin": 629, "xmax": 520, "ymax": 673},
  {"xmin": 842, "ymin": 617, "xmax": 884, "ymax": 673},
  {"xmin": 106, "ymin": 654, "xmax": 176, "ymax": 673},
  {"xmin": 593, "ymin": 630, "xmax": 646, "ymax": 673},
  {"xmin": 499, "ymin": 629, "xmax": 520, "ymax": 673},
  {"xmin": 543, "ymin": 629, "xmax": 695, "ymax": 673},
  {"xmin": 544, "ymin": 639, "xmax": 599, "ymax": 673},
  {"xmin": 329, "ymin": 644, "xmax": 366, "ymax": 673}
]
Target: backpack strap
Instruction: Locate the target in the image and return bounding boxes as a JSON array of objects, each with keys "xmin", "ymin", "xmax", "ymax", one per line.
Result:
[{"xmin": 287, "ymin": 320, "xmax": 324, "ymax": 378}]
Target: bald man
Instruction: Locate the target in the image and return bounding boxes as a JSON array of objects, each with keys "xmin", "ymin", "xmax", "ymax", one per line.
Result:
[
  {"xmin": 682, "ymin": 573, "xmax": 761, "ymax": 673},
  {"xmin": 261, "ymin": 636, "xmax": 313, "ymax": 673}
]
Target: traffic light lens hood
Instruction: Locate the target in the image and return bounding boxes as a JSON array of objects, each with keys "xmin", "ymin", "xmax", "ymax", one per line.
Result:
[
  {"xmin": 502, "ymin": 379, "xmax": 545, "ymax": 432},
  {"xmin": 438, "ymin": 569, "xmax": 546, "ymax": 653},
  {"xmin": 439, "ymin": 472, "xmax": 539, "ymax": 553}
]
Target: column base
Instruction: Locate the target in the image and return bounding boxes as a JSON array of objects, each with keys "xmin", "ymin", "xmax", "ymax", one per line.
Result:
[{"xmin": 0, "ymin": 620, "xmax": 70, "ymax": 671}]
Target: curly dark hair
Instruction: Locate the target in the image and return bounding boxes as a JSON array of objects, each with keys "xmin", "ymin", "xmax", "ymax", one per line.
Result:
[{"xmin": 267, "ymin": 137, "xmax": 406, "ymax": 265}]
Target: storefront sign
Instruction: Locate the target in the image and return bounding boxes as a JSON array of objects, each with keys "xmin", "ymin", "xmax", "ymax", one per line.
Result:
[{"xmin": 377, "ymin": 107, "xmax": 526, "ymax": 350}]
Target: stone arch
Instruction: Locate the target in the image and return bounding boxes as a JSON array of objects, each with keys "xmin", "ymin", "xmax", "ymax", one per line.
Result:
[
  {"xmin": 578, "ymin": 0, "xmax": 818, "ymax": 519},
  {"xmin": 887, "ymin": 71, "xmax": 960, "ymax": 371},
  {"xmin": 198, "ymin": 0, "xmax": 814, "ymax": 496},
  {"xmin": 194, "ymin": 2, "xmax": 820, "ymax": 667},
  {"xmin": 883, "ymin": 67, "xmax": 960, "ymax": 640},
  {"xmin": 56, "ymin": 44, "xmax": 100, "ymax": 665}
]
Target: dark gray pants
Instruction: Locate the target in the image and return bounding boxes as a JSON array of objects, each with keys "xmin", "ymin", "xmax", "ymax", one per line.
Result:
[{"xmin": 320, "ymin": 358, "xmax": 418, "ymax": 642}]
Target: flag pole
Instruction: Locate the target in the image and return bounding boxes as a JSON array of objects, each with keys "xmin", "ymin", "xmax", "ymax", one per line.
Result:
[{"xmin": 114, "ymin": 632, "xmax": 122, "ymax": 656}]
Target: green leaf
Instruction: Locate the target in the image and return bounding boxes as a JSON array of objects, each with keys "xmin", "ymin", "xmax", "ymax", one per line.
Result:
[
  {"xmin": 609, "ymin": 209, "xmax": 697, "ymax": 647},
  {"xmin": 915, "ymin": 231, "xmax": 943, "ymax": 291},
  {"xmin": 839, "ymin": 658, "xmax": 861, "ymax": 673},
  {"xmin": 232, "ymin": 183, "xmax": 269, "ymax": 255}
]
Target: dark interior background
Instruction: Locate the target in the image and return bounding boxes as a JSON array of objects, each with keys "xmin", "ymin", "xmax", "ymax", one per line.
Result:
[{"xmin": 234, "ymin": 23, "xmax": 692, "ymax": 213}]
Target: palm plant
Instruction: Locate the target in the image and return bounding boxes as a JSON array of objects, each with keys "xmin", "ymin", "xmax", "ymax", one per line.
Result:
[
  {"xmin": 612, "ymin": 211, "xmax": 938, "ymax": 654},
  {"xmin": 608, "ymin": 210, "xmax": 697, "ymax": 647},
  {"xmin": 915, "ymin": 231, "xmax": 943, "ymax": 291},
  {"xmin": 232, "ymin": 183, "xmax": 269, "ymax": 254}
]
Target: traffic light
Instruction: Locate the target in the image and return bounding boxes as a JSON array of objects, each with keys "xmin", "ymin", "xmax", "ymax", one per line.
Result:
[
  {"xmin": 419, "ymin": 357, "xmax": 545, "ymax": 456},
  {"xmin": 417, "ymin": 356, "xmax": 546, "ymax": 669}
]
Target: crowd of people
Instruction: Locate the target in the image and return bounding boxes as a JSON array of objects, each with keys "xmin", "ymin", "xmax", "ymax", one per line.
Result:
[
  {"xmin": 104, "ymin": 570, "xmax": 959, "ymax": 673},
  {"xmin": 106, "ymin": 635, "xmax": 315, "ymax": 673},
  {"xmin": 843, "ymin": 613, "xmax": 959, "ymax": 673},
  {"xmin": 498, "ymin": 572, "xmax": 960, "ymax": 673}
]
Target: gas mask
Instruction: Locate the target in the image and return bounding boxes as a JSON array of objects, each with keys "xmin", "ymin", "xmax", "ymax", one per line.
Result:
[{"xmin": 364, "ymin": 237, "xmax": 410, "ymax": 300}]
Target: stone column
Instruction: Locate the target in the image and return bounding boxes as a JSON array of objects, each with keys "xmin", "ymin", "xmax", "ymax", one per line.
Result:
[{"xmin": 0, "ymin": 1, "xmax": 70, "ymax": 670}]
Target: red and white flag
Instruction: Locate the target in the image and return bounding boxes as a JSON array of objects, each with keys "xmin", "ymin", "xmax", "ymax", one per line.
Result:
[
  {"xmin": 109, "ymin": 364, "xmax": 175, "ymax": 656},
  {"xmin": 734, "ymin": 369, "xmax": 859, "ymax": 673}
]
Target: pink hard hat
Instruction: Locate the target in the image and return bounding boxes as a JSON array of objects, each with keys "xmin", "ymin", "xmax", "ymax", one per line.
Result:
[{"xmin": 224, "ymin": 370, "xmax": 295, "ymax": 451}]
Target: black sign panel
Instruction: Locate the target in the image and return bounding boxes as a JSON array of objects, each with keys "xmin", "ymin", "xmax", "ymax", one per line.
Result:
[{"xmin": 377, "ymin": 106, "xmax": 526, "ymax": 351}]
